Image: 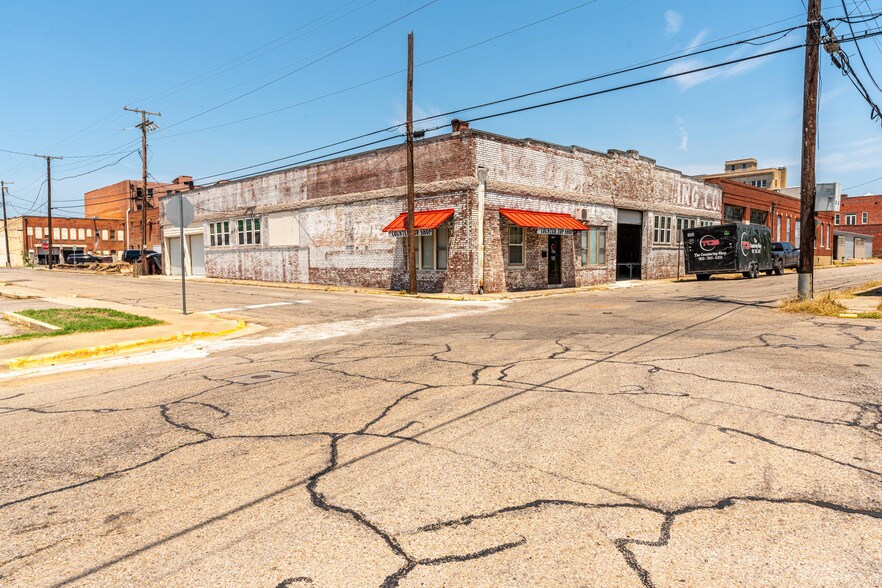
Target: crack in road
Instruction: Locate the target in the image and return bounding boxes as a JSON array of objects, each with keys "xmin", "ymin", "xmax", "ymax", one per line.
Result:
[{"xmin": 2, "ymin": 284, "xmax": 881, "ymax": 586}]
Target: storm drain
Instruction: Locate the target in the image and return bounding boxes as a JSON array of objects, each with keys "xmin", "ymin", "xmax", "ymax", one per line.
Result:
[{"xmin": 225, "ymin": 370, "xmax": 294, "ymax": 385}]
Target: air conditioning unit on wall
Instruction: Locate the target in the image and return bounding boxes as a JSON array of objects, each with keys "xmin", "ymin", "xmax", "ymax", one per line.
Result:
[{"xmin": 580, "ymin": 208, "xmax": 588, "ymax": 220}]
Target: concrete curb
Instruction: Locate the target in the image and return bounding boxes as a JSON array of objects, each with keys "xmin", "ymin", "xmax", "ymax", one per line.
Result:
[
  {"xmin": 194, "ymin": 276, "xmax": 654, "ymax": 302},
  {"xmin": 4, "ymin": 317, "xmax": 247, "ymax": 371},
  {"xmin": 3, "ymin": 311, "xmax": 61, "ymax": 333}
]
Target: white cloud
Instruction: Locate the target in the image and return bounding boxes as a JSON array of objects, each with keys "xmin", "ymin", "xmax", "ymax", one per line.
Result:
[
  {"xmin": 665, "ymin": 33, "xmax": 789, "ymax": 91},
  {"xmin": 665, "ymin": 10, "xmax": 683, "ymax": 34},
  {"xmin": 676, "ymin": 116, "xmax": 688, "ymax": 151}
]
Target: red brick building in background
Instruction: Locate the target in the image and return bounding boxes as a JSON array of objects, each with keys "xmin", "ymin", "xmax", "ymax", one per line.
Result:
[
  {"xmin": 704, "ymin": 177, "xmax": 835, "ymax": 265},
  {"xmin": 837, "ymin": 193, "xmax": 882, "ymax": 257},
  {"xmin": 0, "ymin": 215, "xmax": 126, "ymax": 266},
  {"xmin": 84, "ymin": 175, "xmax": 193, "ymax": 250}
]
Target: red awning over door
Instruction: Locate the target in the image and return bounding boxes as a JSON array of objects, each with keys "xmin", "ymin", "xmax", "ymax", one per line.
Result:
[
  {"xmin": 499, "ymin": 209, "xmax": 586, "ymax": 230},
  {"xmin": 382, "ymin": 209, "xmax": 454, "ymax": 232}
]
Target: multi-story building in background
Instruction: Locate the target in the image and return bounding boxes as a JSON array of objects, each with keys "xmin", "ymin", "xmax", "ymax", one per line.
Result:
[
  {"xmin": 84, "ymin": 175, "xmax": 193, "ymax": 251},
  {"xmin": 697, "ymin": 158, "xmax": 788, "ymax": 190},
  {"xmin": 703, "ymin": 178, "xmax": 835, "ymax": 266},
  {"xmin": 0, "ymin": 215, "xmax": 126, "ymax": 266},
  {"xmin": 837, "ymin": 192, "xmax": 882, "ymax": 257}
]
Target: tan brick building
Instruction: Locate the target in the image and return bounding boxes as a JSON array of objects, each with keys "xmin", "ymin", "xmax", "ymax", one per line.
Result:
[
  {"xmin": 84, "ymin": 175, "xmax": 193, "ymax": 250},
  {"xmin": 697, "ymin": 158, "xmax": 788, "ymax": 190}
]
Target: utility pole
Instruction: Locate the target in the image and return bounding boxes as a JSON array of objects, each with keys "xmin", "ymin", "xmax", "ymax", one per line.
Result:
[
  {"xmin": 406, "ymin": 31, "xmax": 417, "ymax": 295},
  {"xmin": 34, "ymin": 154, "xmax": 63, "ymax": 269},
  {"xmin": 1, "ymin": 181, "xmax": 12, "ymax": 268},
  {"xmin": 124, "ymin": 106, "xmax": 161, "ymax": 276},
  {"xmin": 798, "ymin": 0, "xmax": 821, "ymax": 300}
]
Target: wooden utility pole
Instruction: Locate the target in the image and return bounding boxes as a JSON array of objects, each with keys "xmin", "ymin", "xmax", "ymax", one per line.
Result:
[
  {"xmin": 124, "ymin": 106, "xmax": 161, "ymax": 276},
  {"xmin": 1, "ymin": 181, "xmax": 11, "ymax": 268},
  {"xmin": 798, "ymin": 0, "xmax": 821, "ymax": 300},
  {"xmin": 405, "ymin": 32, "xmax": 417, "ymax": 295},
  {"xmin": 34, "ymin": 155, "xmax": 62, "ymax": 269}
]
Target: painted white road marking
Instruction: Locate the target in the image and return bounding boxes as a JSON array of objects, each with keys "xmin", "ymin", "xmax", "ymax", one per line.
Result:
[
  {"xmin": 196, "ymin": 301, "xmax": 310, "ymax": 314},
  {"xmin": 2, "ymin": 301, "xmax": 508, "ymax": 380}
]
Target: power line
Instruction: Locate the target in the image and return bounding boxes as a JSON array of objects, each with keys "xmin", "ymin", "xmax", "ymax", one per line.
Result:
[
  {"xmin": 53, "ymin": 151, "xmax": 138, "ymax": 181},
  {"xmin": 840, "ymin": 0, "xmax": 882, "ymax": 93},
  {"xmin": 210, "ymin": 29, "xmax": 882, "ymax": 185},
  {"xmin": 133, "ymin": 0, "xmax": 379, "ymax": 108},
  {"xmin": 191, "ymin": 22, "xmax": 815, "ymax": 183},
  {"xmin": 160, "ymin": 0, "xmax": 440, "ymax": 134},
  {"xmin": 152, "ymin": 0, "xmax": 607, "ymax": 141}
]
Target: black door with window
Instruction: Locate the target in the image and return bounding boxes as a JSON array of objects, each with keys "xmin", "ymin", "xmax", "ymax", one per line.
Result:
[{"xmin": 547, "ymin": 234, "xmax": 561, "ymax": 285}]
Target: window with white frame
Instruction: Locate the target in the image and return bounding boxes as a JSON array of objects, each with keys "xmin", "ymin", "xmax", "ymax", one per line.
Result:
[
  {"xmin": 35, "ymin": 227, "xmax": 42, "ymax": 239},
  {"xmin": 236, "ymin": 217, "xmax": 262, "ymax": 245},
  {"xmin": 209, "ymin": 221, "xmax": 231, "ymax": 246},
  {"xmin": 117, "ymin": 230, "xmax": 124, "ymax": 241},
  {"xmin": 795, "ymin": 219, "xmax": 800, "ymax": 244},
  {"xmin": 53, "ymin": 227, "xmax": 60, "ymax": 239},
  {"xmin": 845, "ymin": 213, "xmax": 857, "ymax": 225},
  {"xmin": 834, "ymin": 213, "xmax": 840, "ymax": 225},
  {"xmin": 61, "ymin": 228, "xmax": 68, "ymax": 240},
  {"xmin": 862, "ymin": 212, "xmax": 869, "ymax": 224},
  {"xmin": 786, "ymin": 217, "xmax": 791, "ymax": 243},
  {"xmin": 414, "ymin": 226, "xmax": 449, "ymax": 270},
  {"xmin": 78, "ymin": 228, "xmax": 85, "ymax": 240},
  {"xmin": 675, "ymin": 217, "xmax": 696, "ymax": 244},
  {"xmin": 580, "ymin": 227, "xmax": 607, "ymax": 265},
  {"xmin": 699, "ymin": 219, "xmax": 715, "ymax": 227},
  {"xmin": 776, "ymin": 215, "xmax": 781, "ymax": 240},
  {"xmin": 101, "ymin": 229, "xmax": 109, "ymax": 241},
  {"xmin": 653, "ymin": 214, "xmax": 673, "ymax": 244},
  {"xmin": 27, "ymin": 227, "xmax": 33, "ymax": 236},
  {"xmin": 508, "ymin": 226, "xmax": 524, "ymax": 266}
]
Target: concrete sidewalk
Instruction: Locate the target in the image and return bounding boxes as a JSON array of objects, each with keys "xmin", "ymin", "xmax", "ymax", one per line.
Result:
[
  {"xmin": 0, "ymin": 284, "xmax": 253, "ymax": 371},
  {"xmin": 839, "ymin": 284, "xmax": 882, "ymax": 315}
]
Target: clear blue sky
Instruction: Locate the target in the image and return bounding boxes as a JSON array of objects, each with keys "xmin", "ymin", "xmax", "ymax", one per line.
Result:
[{"xmin": 2, "ymin": 0, "xmax": 881, "ymax": 218}]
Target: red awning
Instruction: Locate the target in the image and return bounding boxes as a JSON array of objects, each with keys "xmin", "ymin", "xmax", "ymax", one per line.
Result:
[
  {"xmin": 499, "ymin": 208, "xmax": 586, "ymax": 230},
  {"xmin": 382, "ymin": 209, "xmax": 454, "ymax": 232}
]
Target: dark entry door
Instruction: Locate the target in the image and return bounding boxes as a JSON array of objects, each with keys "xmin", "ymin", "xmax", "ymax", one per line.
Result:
[{"xmin": 547, "ymin": 235, "xmax": 561, "ymax": 285}]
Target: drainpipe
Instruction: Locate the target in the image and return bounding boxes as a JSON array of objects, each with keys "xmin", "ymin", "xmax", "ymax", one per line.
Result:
[{"xmin": 476, "ymin": 167, "xmax": 488, "ymax": 294}]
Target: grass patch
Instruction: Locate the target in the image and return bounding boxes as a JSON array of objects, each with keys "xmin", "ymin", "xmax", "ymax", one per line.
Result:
[
  {"xmin": 780, "ymin": 292, "xmax": 848, "ymax": 317},
  {"xmin": 780, "ymin": 280, "xmax": 882, "ymax": 319},
  {"xmin": 1, "ymin": 308, "xmax": 163, "ymax": 344}
]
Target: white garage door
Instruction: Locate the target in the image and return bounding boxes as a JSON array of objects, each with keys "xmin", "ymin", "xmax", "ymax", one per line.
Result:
[
  {"xmin": 168, "ymin": 237, "xmax": 182, "ymax": 276},
  {"xmin": 189, "ymin": 234, "xmax": 205, "ymax": 276}
]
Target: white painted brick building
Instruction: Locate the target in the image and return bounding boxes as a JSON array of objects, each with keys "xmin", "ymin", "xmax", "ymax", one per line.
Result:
[{"xmin": 160, "ymin": 123, "xmax": 721, "ymax": 293}]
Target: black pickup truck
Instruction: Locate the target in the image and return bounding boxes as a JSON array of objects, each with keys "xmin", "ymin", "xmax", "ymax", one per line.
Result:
[{"xmin": 771, "ymin": 242, "xmax": 799, "ymax": 274}]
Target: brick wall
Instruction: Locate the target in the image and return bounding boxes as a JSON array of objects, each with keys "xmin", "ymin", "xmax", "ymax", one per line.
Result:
[
  {"xmin": 840, "ymin": 194, "xmax": 882, "ymax": 256},
  {"xmin": 162, "ymin": 128, "xmax": 722, "ymax": 292},
  {"xmin": 705, "ymin": 177, "xmax": 835, "ymax": 264}
]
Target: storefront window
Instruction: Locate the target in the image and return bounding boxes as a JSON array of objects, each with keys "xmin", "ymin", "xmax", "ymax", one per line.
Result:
[
  {"xmin": 581, "ymin": 227, "xmax": 607, "ymax": 265},
  {"xmin": 508, "ymin": 226, "xmax": 524, "ymax": 266},
  {"xmin": 414, "ymin": 226, "xmax": 449, "ymax": 270}
]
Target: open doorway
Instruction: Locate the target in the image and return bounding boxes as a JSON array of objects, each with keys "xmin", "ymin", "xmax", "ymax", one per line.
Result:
[{"xmin": 616, "ymin": 209, "xmax": 642, "ymax": 280}]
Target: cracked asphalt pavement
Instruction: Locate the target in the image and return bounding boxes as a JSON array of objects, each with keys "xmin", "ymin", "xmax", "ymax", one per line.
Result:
[{"xmin": 1, "ymin": 266, "xmax": 881, "ymax": 587}]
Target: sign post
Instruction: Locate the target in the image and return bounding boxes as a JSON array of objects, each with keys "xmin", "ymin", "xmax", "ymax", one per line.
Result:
[{"xmin": 166, "ymin": 194, "xmax": 195, "ymax": 315}]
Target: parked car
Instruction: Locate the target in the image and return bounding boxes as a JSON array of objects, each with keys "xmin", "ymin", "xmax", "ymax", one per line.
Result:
[
  {"xmin": 121, "ymin": 249, "xmax": 144, "ymax": 263},
  {"xmin": 771, "ymin": 242, "xmax": 799, "ymax": 274},
  {"xmin": 65, "ymin": 253, "xmax": 102, "ymax": 265},
  {"xmin": 683, "ymin": 223, "xmax": 774, "ymax": 280}
]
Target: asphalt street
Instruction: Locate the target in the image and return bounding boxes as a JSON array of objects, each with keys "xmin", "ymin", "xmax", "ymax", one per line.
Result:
[{"xmin": 1, "ymin": 265, "xmax": 881, "ymax": 587}]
